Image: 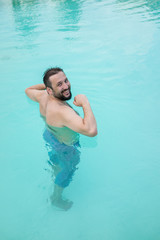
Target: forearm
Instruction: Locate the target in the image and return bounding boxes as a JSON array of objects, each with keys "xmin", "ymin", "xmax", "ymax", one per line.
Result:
[
  {"xmin": 82, "ymin": 101, "xmax": 97, "ymax": 136},
  {"xmin": 25, "ymin": 84, "xmax": 46, "ymax": 102}
]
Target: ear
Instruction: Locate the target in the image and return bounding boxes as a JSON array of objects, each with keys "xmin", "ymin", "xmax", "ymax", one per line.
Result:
[{"xmin": 46, "ymin": 87, "xmax": 53, "ymax": 95}]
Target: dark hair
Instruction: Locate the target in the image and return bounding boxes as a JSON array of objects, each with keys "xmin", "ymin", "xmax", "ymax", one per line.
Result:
[{"xmin": 43, "ymin": 67, "xmax": 64, "ymax": 88}]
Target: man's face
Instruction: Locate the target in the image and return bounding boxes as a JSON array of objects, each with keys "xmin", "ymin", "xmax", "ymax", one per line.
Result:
[{"xmin": 49, "ymin": 71, "xmax": 72, "ymax": 101}]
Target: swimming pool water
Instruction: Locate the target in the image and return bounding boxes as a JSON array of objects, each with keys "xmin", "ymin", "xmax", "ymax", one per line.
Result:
[{"xmin": 0, "ymin": 0, "xmax": 160, "ymax": 239}]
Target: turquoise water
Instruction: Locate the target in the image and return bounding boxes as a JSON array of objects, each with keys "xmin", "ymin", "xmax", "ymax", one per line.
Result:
[{"xmin": 0, "ymin": 0, "xmax": 160, "ymax": 239}]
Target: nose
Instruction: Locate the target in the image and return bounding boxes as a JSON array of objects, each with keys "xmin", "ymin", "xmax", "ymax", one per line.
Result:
[{"xmin": 63, "ymin": 82, "xmax": 69, "ymax": 90}]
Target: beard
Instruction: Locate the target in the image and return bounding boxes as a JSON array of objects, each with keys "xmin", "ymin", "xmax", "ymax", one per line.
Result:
[{"xmin": 53, "ymin": 88, "xmax": 72, "ymax": 101}]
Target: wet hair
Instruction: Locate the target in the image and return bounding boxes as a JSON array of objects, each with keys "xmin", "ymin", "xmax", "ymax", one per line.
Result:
[{"xmin": 43, "ymin": 67, "xmax": 64, "ymax": 88}]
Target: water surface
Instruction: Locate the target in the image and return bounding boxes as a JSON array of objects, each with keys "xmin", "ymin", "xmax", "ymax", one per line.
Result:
[{"xmin": 0, "ymin": 0, "xmax": 160, "ymax": 239}]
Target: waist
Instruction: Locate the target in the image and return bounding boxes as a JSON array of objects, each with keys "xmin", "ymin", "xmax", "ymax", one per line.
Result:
[{"xmin": 43, "ymin": 128, "xmax": 80, "ymax": 147}]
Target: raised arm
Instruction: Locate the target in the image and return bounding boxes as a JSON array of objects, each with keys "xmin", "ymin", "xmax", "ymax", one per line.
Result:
[
  {"xmin": 25, "ymin": 84, "xmax": 46, "ymax": 102},
  {"xmin": 49, "ymin": 94, "xmax": 98, "ymax": 137}
]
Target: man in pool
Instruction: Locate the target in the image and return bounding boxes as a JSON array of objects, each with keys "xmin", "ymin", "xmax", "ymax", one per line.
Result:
[{"xmin": 25, "ymin": 67, "xmax": 97, "ymax": 210}]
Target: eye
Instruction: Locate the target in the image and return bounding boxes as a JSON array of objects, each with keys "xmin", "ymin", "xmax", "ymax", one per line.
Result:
[
  {"xmin": 65, "ymin": 79, "xmax": 68, "ymax": 83},
  {"xmin": 57, "ymin": 82, "xmax": 62, "ymax": 87}
]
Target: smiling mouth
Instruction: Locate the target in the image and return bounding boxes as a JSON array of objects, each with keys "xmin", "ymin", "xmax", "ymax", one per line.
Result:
[{"xmin": 62, "ymin": 89, "xmax": 70, "ymax": 95}]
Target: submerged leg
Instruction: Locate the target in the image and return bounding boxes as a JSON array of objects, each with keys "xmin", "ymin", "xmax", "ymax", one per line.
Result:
[
  {"xmin": 50, "ymin": 184, "xmax": 73, "ymax": 211},
  {"xmin": 51, "ymin": 164, "xmax": 61, "ymax": 177},
  {"xmin": 48, "ymin": 146, "xmax": 80, "ymax": 211}
]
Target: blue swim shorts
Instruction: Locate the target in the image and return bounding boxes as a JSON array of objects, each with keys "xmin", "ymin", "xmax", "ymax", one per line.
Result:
[{"xmin": 43, "ymin": 129, "xmax": 80, "ymax": 188}]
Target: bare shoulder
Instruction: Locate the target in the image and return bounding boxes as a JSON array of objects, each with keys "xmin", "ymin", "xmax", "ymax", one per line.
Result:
[{"xmin": 38, "ymin": 91, "xmax": 48, "ymax": 102}]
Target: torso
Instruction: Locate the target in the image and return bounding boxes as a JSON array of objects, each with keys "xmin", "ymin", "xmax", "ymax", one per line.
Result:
[{"xmin": 39, "ymin": 91, "xmax": 79, "ymax": 146}]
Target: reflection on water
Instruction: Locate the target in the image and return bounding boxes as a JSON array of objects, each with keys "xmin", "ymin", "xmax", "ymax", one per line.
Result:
[
  {"xmin": 11, "ymin": 0, "xmax": 40, "ymax": 37},
  {"xmin": 10, "ymin": 0, "xmax": 84, "ymax": 44},
  {"xmin": 116, "ymin": 0, "xmax": 160, "ymax": 24},
  {"xmin": 145, "ymin": 0, "xmax": 160, "ymax": 23},
  {"xmin": 9, "ymin": 0, "xmax": 160, "ymax": 41},
  {"xmin": 54, "ymin": 0, "xmax": 83, "ymax": 32}
]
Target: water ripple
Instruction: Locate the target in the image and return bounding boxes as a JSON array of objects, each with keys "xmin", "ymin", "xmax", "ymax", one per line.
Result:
[{"xmin": 115, "ymin": 0, "xmax": 160, "ymax": 25}]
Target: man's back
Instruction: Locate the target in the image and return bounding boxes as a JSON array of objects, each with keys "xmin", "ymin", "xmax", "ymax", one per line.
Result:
[{"xmin": 38, "ymin": 91, "xmax": 79, "ymax": 146}]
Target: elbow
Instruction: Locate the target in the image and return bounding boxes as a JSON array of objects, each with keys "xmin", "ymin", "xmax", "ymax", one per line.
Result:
[
  {"xmin": 25, "ymin": 88, "xmax": 32, "ymax": 100},
  {"xmin": 88, "ymin": 127, "xmax": 98, "ymax": 137},
  {"xmin": 25, "ymin": 88, "xmax": 29, "ymax": 95},
  {"xmin": 25, "ymin": 88, "xmax": 32, "ymax": 98}
]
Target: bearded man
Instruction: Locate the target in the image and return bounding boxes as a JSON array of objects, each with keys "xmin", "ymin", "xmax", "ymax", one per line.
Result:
[{"xmin": 25, "ymin": 67, "xmax": 97, "ymax": 210}]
